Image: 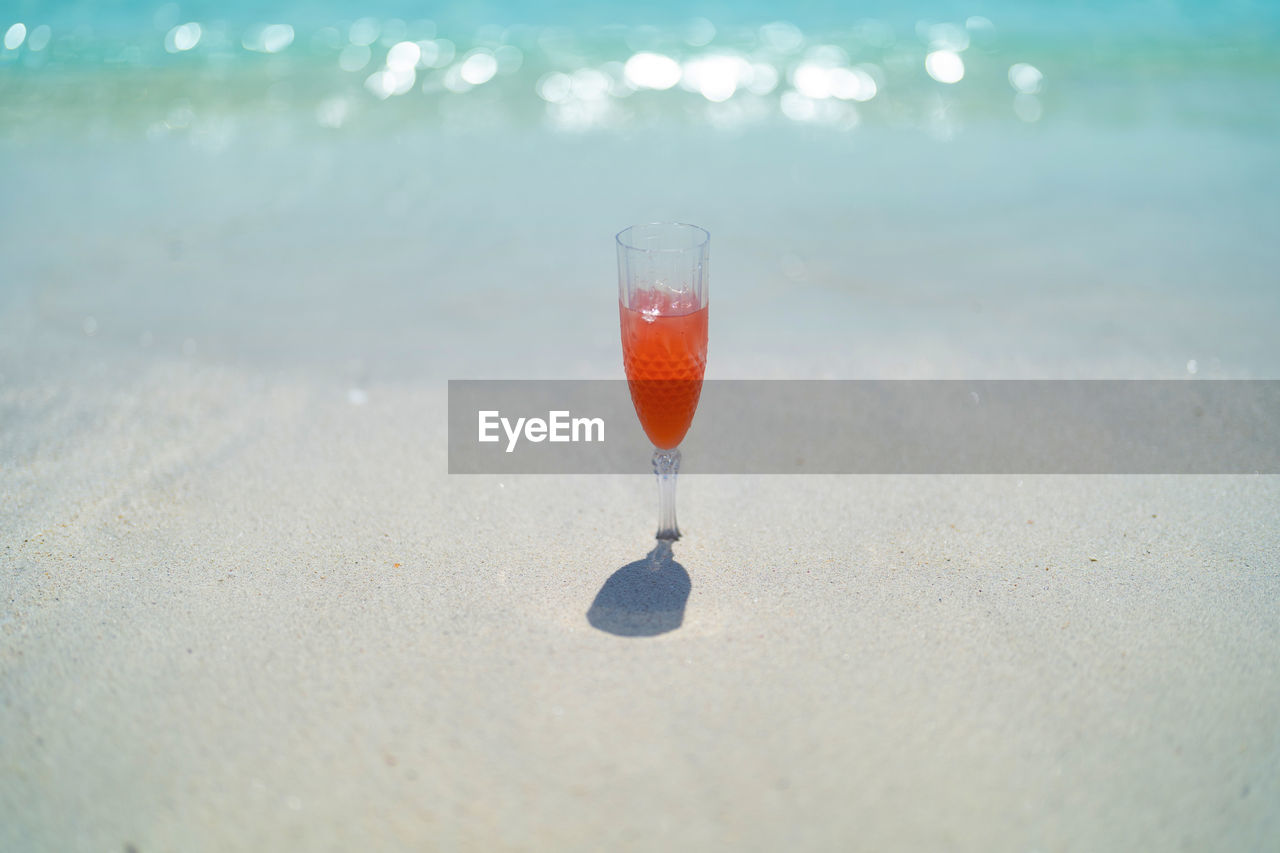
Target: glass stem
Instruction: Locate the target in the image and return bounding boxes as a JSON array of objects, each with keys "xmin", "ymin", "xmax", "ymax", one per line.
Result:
[{"xmin": 653, "ymin": 448, "xmax": 681, "ymax": 541}]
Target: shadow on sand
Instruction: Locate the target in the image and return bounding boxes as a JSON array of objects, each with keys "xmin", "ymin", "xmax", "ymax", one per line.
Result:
[{"xmin": 587, "ymin": 541, "xmax": 691, "ymax": 637}]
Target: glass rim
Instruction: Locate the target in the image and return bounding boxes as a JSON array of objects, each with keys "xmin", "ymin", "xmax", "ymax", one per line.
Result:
[{"xmin": 615, "ymin": 222, "xmax": 710, "ymax": 253}]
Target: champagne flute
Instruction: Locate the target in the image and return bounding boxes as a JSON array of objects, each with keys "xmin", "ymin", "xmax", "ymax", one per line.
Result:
[{"xmin": 616, "ymin": 223, "xmax": 710, "ymax": 541}]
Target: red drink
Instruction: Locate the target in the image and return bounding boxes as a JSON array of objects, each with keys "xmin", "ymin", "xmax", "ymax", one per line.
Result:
[{"xmin": 620, "ymin": 292, "xmax": 709, "ymax": 449}]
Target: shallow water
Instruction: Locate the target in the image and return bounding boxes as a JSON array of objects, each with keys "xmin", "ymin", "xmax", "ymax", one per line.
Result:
[{"xmin": 2, "ymin": 4, "xmax": 1278, "ymax": 383}]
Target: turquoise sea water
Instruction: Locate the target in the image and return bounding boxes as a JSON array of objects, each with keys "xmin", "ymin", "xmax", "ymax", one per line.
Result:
[
  {"xmin": 3, "ymin": 1, "xmax": 1279, "ymax": 137},
  {"xmin": 2, "ymin": 2, "xmax": 1278, "ymax": 380}
]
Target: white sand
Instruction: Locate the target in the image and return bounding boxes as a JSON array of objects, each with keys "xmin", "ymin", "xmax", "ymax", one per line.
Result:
[
  {"xmin": 3, "ymin": 125, "xmax": 1279, "ymax": 849},
  {"xmin": 4, "ymin": 357, "xmax": 1277, "ymax": 850}
]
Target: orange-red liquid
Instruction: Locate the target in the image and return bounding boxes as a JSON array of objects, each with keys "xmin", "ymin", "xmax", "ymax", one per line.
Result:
[{"xmin": 620, "ymin": 297, "xmax": 708, "ymax": 449}]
